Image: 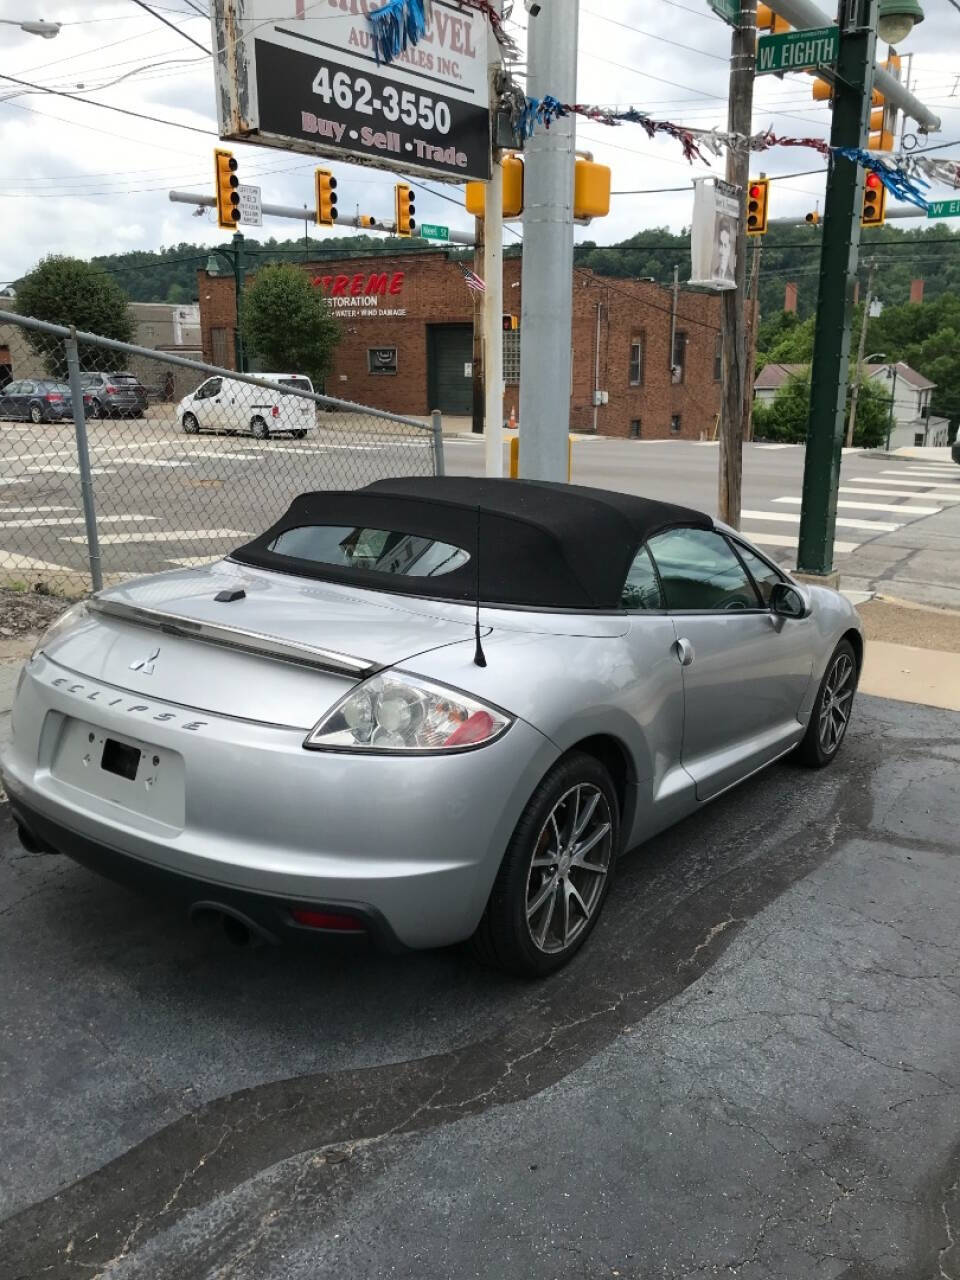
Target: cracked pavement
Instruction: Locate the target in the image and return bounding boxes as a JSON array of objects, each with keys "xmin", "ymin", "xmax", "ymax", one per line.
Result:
[{"xmin": 1, "ymin": 694, "xmax": 958, "ymax": 1279}]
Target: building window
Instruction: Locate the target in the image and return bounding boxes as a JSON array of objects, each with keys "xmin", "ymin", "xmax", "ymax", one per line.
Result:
[
  {"xmin": 629, "ymin": 419, "xmax": 641, "ymax": 439},
  {"xmin": 368, "ymin": 347, "xmax": 398, "ymax": 375},
  {"xmin": 629, "ymin": 336, "xmax": 644, "ymax": 386},
  {"xmin": 714, "ymin": 334, "xmax": 723, "ymax": 382},
  {"xmin": 503, "ymin": 330, "xmax": 521, "ymax": 385},
  {"xmin": 672, "ymin": 331, "xmax": 687, "ymax": 384},
  {"xmin": 670, "ymin": 414, "xmax": 682, "ymax": 435},
  {"xmin": 914, "ymin": 432, "xmax": 925, "ymax": 447}
]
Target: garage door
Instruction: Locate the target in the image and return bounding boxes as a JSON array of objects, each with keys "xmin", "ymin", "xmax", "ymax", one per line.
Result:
[{"xmin": 427, "ymin": 324, "xmax": 473, "ymax": 416}]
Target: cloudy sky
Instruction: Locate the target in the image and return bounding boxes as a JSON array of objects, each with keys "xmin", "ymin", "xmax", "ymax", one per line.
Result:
[{"xmin": 1, "ymin": 0, "xmax": 958, "ymax": 288}]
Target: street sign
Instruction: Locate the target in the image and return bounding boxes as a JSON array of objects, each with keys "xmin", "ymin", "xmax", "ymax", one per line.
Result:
[
  {"xmin": 211, "ymin": 1, "xmax": 491, "ymax": 182},
  {"xmin": 420, "ymin": 223, "xmax": 450, "ymax": 242},
  {"xmin": 756, "ymin": 25, "xmax": 839, "ymax": 75},
  {"xmin": 927, "ymin": 198, "xmax": 960, "ymax": 219},
  {"xmin": 238, "ymin": 183, "xmax": 262, "ymax": 227},
  {"xmin": 708, "ymin": 0, "xmax": 739, "ymax": 26}
]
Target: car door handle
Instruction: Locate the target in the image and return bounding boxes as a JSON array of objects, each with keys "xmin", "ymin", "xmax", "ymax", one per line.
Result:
[{"xmin": 675, "ymin": 637, "xmax": 695, "ymax": 667}]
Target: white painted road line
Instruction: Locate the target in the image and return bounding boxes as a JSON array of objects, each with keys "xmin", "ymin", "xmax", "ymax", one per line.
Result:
[
  {"xmin": 61, "ymin": 529, "xmax": 251, "ymax": 545},
  {"xmin": 1, "ymin": 515, "xmax": 159, "ymax": 530},
  {"xmin": 0, "ymin": 552, "xmax": 76, "ymax": 574},
  {"xmin": 754, "ymin": 443, "xmax": 799, "ymax": 450},
  {"xmin": 0, "ymin": 505, "xmax": 78, "ymax": 515},
  {"xmin": 103, "ymin": 458, "xmax": 196, "ymax": 469},
  {"xmin": 745, "ymin": 530, "xmax": 860, "ymax": 554},
  {"xmin": 774, "ymin": 496, "xmax": 942, "ymax": 516},
  {"xmin": 879, "ymin": 471, "xmax": 960, "ymax": 484},
  {"xmin": 839, "ymin": 486, "xmax": 960, "ymax": 502},
  {"xmin": 741, "ymin": 509, "xmax": 900, "ymax": 533},
  {"xmin": 850, "ymin": 476, "xmax": 955, "ymax": 489},
  {"xmin": 0, "ymin": 478, "xmax": 31, "ymax": 488},
  {"xmin": 26, "ymin": 466, "xmax": 116, "ymax": 476}
]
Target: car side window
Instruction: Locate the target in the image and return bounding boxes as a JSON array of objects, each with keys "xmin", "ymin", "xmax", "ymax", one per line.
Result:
[
  {"xmin": 21, "ymin": 381, "xmax": 35, "ymax": 395},
  {"xmin": 621, "ymin": 546, "xmax": 663, "ymax": 610},
  {"xmin": 730, "ymin": 540, "xmax": 786, "ymax": 607},
  {"xmin": 196, "ymin": 378, "xmax": 221, "ymax": 400},
  {"xmin": 647, "ymin": 527, "xmax": 762, "ymax": 612},
  {"xmin": 4, "ymin": 381, "xmax": 22, "ymax": 395}
]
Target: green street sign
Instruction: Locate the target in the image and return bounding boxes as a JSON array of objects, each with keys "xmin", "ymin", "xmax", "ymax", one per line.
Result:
[
  {"xmin": 756, "ymin": 25, "xmax": 839, "ymax": 75},
  {"xmin": 420, "ymin": 223, "xmax": 450, "ymax": 242},
  {"xmin": 927, "ymin": 199, "xmax": 960, "ymax": 219},
  {"xmin": 708, "ymin": 0, "xmax": 739, "ymax": 26}
]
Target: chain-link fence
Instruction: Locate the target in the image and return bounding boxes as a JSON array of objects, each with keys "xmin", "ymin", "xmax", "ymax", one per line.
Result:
[{"xmin": 0, "ymin": 309, "xmax": 444, "ymax": 597}]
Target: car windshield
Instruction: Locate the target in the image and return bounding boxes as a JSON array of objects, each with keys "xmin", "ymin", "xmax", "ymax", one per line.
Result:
[
  {"xmin": 266, "ymin": 525, "xmax": 470, "ymax": 577},
  {"xmin": 277, "ymin": 377, "xmax": 311, "ymax": 392},
  {"xmin": 79, "ymin": 375, "xmax": 99, "ymax": 387}
]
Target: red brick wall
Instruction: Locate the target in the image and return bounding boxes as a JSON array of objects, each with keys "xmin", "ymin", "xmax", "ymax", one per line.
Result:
[{"xmin": 197, "ymin": 255, "xmax": 722, "ymax": 438}]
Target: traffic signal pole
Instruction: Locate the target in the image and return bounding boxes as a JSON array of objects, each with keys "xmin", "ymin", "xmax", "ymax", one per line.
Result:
[{"xmin": 796, "ymin": 0, "xmax": 877, "ymax": 577}]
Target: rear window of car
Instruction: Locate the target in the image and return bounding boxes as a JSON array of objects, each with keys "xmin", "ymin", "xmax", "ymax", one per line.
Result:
[
  {"xmin": 277, "ymin": 377, "xmax": 312, "ymax": 392},
  {"xmin": 267, "ymin": 525, "xmax": 470, "ymax": 578},
  {"xmin": 110, "ymin": 374, "xmax": 139, "ymax": 385}
]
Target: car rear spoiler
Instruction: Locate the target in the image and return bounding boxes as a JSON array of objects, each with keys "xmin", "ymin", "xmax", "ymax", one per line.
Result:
[{"xmin": 88, "ymin": 597, "xmax": 379, "ymax": 680}]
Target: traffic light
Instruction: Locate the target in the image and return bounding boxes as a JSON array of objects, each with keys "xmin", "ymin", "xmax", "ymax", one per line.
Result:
[
  {"xmin": 869, "ymin": 107, "xmax": 894, "ymax": 152},
  {"xmin": 465, "ymin": 154, "xmax": 525, "ymax": 219},
  {"xmin": 359, "ymin": 215, "xmax": 382, "ymax": 229},
  {"xmin": 746, "ymin": 178, "xmax": 770, "ymax": 236},
  {"xmin": 756, "ymin": 4, "xmax": 790, "ymax": 33},
  {"xmin": 805, "ymin": 210, "xmax": 821, "ymax": 226},
  {"xmin": 574, "ymin": 158, "xmax": 611, "ymax": 221},
  {"xmin": 861, "ymin": 172, "xmax": 887, "ymax": 227},
  {"xmin": 315, "ymin": 169, "xmax": 338, "ymax": 225},
  {"xmin": 502, "ymin": 314, "xmax": 519, "ymax": 332},
  {"xmin": 395, "ymin": 183, "xmax": 416, "ymax": 236},
  {"xmin": 214, "ymin": 148, "xmax": 240, "ymax": 230}
]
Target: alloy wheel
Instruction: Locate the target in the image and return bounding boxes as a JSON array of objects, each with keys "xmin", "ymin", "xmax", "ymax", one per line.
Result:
[
  {"xmin": 524, "ymin": 784, "xmax": 613, "ymax": 955},
  {"xmin": 818, "ymin": 651, "xmax": 855, "ymax": 755}
]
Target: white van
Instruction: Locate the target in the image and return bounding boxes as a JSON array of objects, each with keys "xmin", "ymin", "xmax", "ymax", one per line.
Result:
[{"xmin": 176, "ymin": 373, "xmax": 316, "ymax": 439}]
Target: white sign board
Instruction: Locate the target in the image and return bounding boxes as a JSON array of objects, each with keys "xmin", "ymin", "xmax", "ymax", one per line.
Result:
[
  {"xmin": 210, "ymin": 0, "xmax": 491, "ymax": 182},
  {"xmin": 690, "ymin": 178, "xmax": 741, "ymax": 291},
  {"xmin": 238, "ymin": 183, "xmax": 262, "ymax": 226}
]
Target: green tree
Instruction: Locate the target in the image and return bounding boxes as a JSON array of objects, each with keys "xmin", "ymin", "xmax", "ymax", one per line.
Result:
[
  {"xmin": 240, "ymin": 263, "xmax": 340, "ymax": 386},
  {"xmin": 15, "ymin": 255, "xmax": 133, "ymax": 378},
  {"xmin": 753, "ymin": 372, "xmax": 890, "ymax": 447}
]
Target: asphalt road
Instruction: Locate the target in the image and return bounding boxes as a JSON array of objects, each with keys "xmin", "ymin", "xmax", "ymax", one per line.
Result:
[
  {"xmin": 2, "ymin": 417, "xmax": 957, "ymax": 594},
  {"xmin": 1, "ymin": 694, "xmax": 958, "ymax": 1278}
]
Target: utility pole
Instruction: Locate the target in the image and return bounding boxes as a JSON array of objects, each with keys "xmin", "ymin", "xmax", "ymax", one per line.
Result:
[
  {"xmin": 796, "ymin": 0, "xmax": 878, "ymax": 577},
  {"xmin": 743, "ymin": 236, "xmax": 763, "ymax": 442},
  {"xmin": 518, "ymin": 0, "xmax": 579, "ymax": 482},
  {"xmin": 472, "ymin": 215, "xmax": 485, "ymax": 435},
  {"xmin": 669, "ymin": 263, "xmax": 680, "ymax": 380},
  {"xmin": 846, "ymin": 257, "xmax": 876, "ymax": 447},
  {"xmin": 718, "ymin": 0, "xmax": 757, "ymax": 529},
  {"xmin": 482, "ymin": 0, "xmax": 504, "ymax": 477}
]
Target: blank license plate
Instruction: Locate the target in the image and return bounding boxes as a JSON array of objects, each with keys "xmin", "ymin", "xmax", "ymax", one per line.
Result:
[{"xmin": 101, "ymin": 737, "xmax": 141, "ymax": 781}]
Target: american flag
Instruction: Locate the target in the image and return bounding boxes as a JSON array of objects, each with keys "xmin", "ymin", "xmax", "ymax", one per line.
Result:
[{"xmin": 458, "ymin": 262, "xmax": 486, "ymax": 295}]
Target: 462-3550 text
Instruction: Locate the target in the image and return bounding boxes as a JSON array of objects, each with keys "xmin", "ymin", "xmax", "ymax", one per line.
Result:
[{"xmin": 311, "ymin": 66, "xmax": 452, "ymax": 135}]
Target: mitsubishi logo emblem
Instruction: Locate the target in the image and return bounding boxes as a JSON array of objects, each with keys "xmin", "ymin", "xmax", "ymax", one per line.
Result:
[{"xmin": 129, "ymin": 646, "xmax": 160, "ymax": 675}]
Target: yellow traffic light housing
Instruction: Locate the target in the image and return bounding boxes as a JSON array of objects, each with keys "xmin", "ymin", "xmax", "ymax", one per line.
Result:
[
  {"xmin": 574, "ymin": 158, "xmax": 611, "ymax": 221},
  {"xmin": 465, "ymin": 154, "xmax": 525, "ymax": 219},
  {"xmin": 214, "ymin": 148, "xmax": 240, "ymax": 230},
  {"xmin": 805, "ymin": 210, "xmax": 821, "ymax": 225},
  {"xmin": 861, "ymin": 172, "xmax": 887, "ymax": 227},
  {"xmin": 502, "ymin": 314, "xmax": 519, "ymax": 332},
  {"xmin": 315, "ymin": 169, "xmax": 338, "ymax": 225},
  {"xmin": 756, "ymin": 4, "xmax": 790, "ymax": 33},
  {"xmin": 395, "ymin": 183, "xmax": 416, "ymax": 236},
  {"xmin": 746, "ymin": 177, "xmax": 770, "ymax": 236}
]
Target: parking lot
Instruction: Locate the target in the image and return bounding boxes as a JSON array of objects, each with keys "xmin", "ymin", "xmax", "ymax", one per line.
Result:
[{"xmin": 1, "ymin": 693, "xmax": 958, "ymax": 1278}]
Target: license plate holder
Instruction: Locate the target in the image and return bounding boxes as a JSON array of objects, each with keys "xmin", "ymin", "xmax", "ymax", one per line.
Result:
[{"xmin": 101, "ymin": 737, "xmax": 141, "ymax": 781}]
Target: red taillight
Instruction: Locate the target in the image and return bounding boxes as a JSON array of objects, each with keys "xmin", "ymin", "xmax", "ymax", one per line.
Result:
[
  {"xmin": 105, "ymin": 385, "xmax": 118, "ymax": 395},
  {"xmin": 45, "ymin": 394, "xmax": 63, "ymax": 402},
  {"xmin": 443, "ymin": 710, "xmax": 496, "ymax": 747},
  {"xmin": 271, "ymin": 404, "xmax": 280, "ymax": 417},
  {"xmin": 291, "ymin": 908, "xmax": 365, "ymax": 932}
]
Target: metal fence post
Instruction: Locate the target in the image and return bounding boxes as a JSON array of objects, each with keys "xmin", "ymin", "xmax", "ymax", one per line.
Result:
[
  {"xmin": 432, "ymin": 410, "xmax": 446, "ymax": 476},
  {"xmin": 65, "ymin": 332, "xmax": 103, "ymax": 592}
]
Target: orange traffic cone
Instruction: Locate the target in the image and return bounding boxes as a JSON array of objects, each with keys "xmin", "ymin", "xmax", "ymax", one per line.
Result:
[{"xmin": 508, "ymin": 405, "xmax": 517, "ymax": 430}]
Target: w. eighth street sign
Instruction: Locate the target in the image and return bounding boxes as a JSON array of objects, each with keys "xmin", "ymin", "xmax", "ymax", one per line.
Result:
[
  {"xmin": 756, "ymin": 26, "xmax": 838, "ymax": 75},
  {"xmin": 927, "ymin": 199, "xmax": 960, "ymax": 219}
]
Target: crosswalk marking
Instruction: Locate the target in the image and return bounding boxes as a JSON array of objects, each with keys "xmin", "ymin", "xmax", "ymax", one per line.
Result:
[
  {"xmin": 0, "ymin": 505, "xmax": 78, "ymax": 514},
  {"xmin": 0, "ymin": 552, "xmax": 76, "ymax": 574},
  {"xmin": 840, "ymin": 486, "xmax": 960, "ymax": 501},
  {"xmin": 879, "ymin": 471, "xmax": 960, "ymax": 484},
  {"xmin": 850, "ymin": 476, "xmax": 955, "ymax": 489},
  {"xmin": 26, "ymin": 466, "xmax": 116, "ymax": 476},
  {"xmin": 60, "ymin": 528, "xmax": 250, "ymax": 546},
  {"xmin": 774, "ymin": 496, "xmax": 942, "ymax": 516},
  {"xmin": 1, "ymin": 515, "xmax": 159, "ymax": 530},
  {"xmin": 745, "ymin": 530, "xmax": 859, "ymax": 554},
  {"xmin": 741, "ymin": 508, "xmax": 900, "ymax": 533},
  {"xmin": 754, "ymin": 443, "xmax": 798, "ymax": 450}
]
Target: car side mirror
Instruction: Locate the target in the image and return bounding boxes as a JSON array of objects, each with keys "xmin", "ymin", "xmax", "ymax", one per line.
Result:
[{"xmin": 770, "ymin": 581, "xmax": 809, "ymax": 619}]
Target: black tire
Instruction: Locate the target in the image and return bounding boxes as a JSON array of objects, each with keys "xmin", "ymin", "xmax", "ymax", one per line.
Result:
[
  {"xmin": 182, "ymin": 412, "xmax": 200, "ymax": 435},
  {"xmin": 470, "ymin": 751, "xmax": 620, "ymax": 977},
  {"xmin": 90, "ymin": 399, "xmax": 104, "ymax": 420},
  {"xmin": 29, "ymin": 403, "xmax": 44, "ymax": 425},
  {"xmin": 796, "ymin": 638, "xmax": 858, "ymax": 768},
  {"xmin": 293, "ymin": 429, "xmax": 307, "ymax": 439},
  {"xmin": 251, "ymin": 416, "xmax": 269, "ymax": 440}
]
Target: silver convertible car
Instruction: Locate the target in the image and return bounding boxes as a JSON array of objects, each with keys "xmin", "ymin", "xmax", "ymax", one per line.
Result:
[{"xmin": 2, "ymin": 479, "xmax": 863, "ymax": 976}]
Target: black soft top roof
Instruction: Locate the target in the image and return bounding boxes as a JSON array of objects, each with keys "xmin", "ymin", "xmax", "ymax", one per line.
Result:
[{"xmin": 231, "ymin": 477, "xmax": 713, "ymax": 610}]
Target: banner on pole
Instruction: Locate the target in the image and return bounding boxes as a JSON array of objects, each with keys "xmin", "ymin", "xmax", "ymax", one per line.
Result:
[{"xmin": 689, "ymin": 178, "xmax": 740, "ymax": 291}]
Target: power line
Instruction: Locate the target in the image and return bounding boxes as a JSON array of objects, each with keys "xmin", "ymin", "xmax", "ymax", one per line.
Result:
[
  {"xmin": 0, "ymin": 73, "xmax": 216, "ymax": 136},
  {"xmin": 127, "ymin": 0, "xmax": 211, "ymax": 55}
]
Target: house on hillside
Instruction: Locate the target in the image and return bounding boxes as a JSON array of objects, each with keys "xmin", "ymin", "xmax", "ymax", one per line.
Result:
[{"xmin": 754, "ymin": 360, "xmax": 949, "ymax": 448}]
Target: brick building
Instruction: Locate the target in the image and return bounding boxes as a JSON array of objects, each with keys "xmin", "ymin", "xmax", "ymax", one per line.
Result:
[{"xmin": 197, "ymin": 252, "xmax": 723, "ymax": 439}]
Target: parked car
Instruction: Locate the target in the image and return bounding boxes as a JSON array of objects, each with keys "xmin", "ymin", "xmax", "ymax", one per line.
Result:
[
  {"xmin": 79, "ymin": 371, "xmax": 148, "ymax": 418},
  {"xmin": 1, "ymin": 478, "xmax": 863, "ymax": 976},
  {"xmin": 0, "ymin": 378, "xmax": 91, "ymax": 424},
  {"xmin": 176, "ymin": 373, "xmax": 316, "ymax": 439},
  {"xmin": 952, "ymin": 437, "xmax": 960, "ymax": 466}
]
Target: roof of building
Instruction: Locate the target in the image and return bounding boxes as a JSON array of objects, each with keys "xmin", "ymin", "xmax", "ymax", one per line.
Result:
[
  {"xmin": 755, "ymin": 359, "xmax": 936, "ymax": 393},
  {"xmin": 232, "ymin": 478, "xmax": 712, "ymax": 610}
]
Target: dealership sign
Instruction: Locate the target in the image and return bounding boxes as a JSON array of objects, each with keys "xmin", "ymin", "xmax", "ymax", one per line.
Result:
[{"xmin": 210, "ymin": 0, "xmax": 491, "ymax": 181}]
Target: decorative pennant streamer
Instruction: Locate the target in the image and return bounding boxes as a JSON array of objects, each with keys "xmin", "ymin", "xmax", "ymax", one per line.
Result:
[
  {"xmin": 833, "ymin": 147, "xmax": 930, "ymax": 209},
  {"xmin": 907, "ymin": 155, "xmax": 960, "ymax": 191},
  {"xmin": 368, "ymin": 0, "xmax": 427, "ymax": 65}
]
